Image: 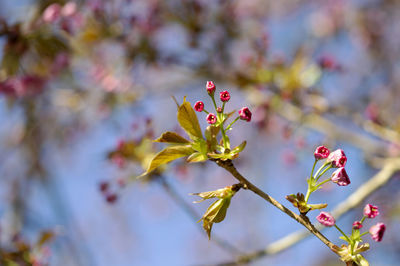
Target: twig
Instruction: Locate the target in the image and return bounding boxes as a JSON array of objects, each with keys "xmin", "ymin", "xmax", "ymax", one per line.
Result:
[
  {"xmin": 215, "ymin": 158, "xmax": 400, "ymax": 265},
  {"xmin": 212, "ymin": 159, "xmax": 339, "ymax": 258}
]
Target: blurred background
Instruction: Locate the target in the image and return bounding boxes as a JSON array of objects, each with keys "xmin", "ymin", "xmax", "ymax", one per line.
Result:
[{"xmin": 0, "ymin": 0, "xmax": 400, "ymax": 265}]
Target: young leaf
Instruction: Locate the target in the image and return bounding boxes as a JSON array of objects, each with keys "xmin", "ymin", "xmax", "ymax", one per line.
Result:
[
  {"xmin": 187, "ymin": 152, "xmax": 208, "ymax": 163},
  {"xmin": 154, "ymin": 131, "xmax": 190, "ymax": 144},
  {"xmin": 139, "ymin": 145, "xmax": 194, "ymax": 177},
  {"xmin": 200, "ymin": 198, "xmax": 231, "ymax": 239},
  {"xmin": 205, "ymin": 126, "xmax": 220, "ymax": 151},
  {"xmin": 231, "ymin": 141, "xmax": 247, "ymax": 154},
  {"xmin": 177, "ymin": 98, "xmax": 203, "ymax": 140}
]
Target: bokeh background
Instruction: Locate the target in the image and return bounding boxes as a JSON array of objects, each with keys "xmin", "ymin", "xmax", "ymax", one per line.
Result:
[{"xmin": 1, "ymin": 0, "xmax": 400, "ymax": 265}]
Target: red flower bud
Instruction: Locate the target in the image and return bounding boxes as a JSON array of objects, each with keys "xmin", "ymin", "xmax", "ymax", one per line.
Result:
[
  {"xmin": 314, "ymin": 145, "xmax": 330, "ymax": 160},
  {"xmin": 352, "ymin": 221, "xmax": 363, "ymax": 229},
  {"xmin": 106, "ymin": 194, "xmax": 118, "ymax": 204},
  {"xmin": 327, "ymin": 149, "xmax": 347, "ymax": 168},
  {"xmin": 238, "ymin": 107, "xmax": 252, "ymax": 122},
  {"xmin": 363, "ymin": 204, "xmax": 379, "ymax": 218},
  {"xmin": 206, "ymin": 81, "xmax": 216, "ymax": 95},
  {"xmin": 216, "ymin": 107, "xmax": 223, "ymax": 113},
  {"xmin": 316, "ymin": 211, "xmax": 336, "ymax": 227},
  {"xmin": 220, "ymin": 90, "xmax": 230, "ymax": 102},
  {"xmin": 99, "ymin": 182, "xmax": 109, "ymax": 193},
  {"xmin": 330, "ymin": 167, "xmax": 350, "ymax": 186},
  {"xmin": 194, "ymin": 101, "xmax": 204, "ymax": 112},
  {"xmin": 369, "ymin": 223, "xmax": 385, "ymax": 242},
  {"xmin": 206, "ymin": 113, "xmax": 217, "ymax": 124}
]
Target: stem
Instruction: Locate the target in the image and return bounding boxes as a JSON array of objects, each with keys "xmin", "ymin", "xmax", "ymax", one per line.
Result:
[
  {"xmin": 359, "ymin": 231, "xmax": 369, "ymax": 237},
  {"xmin": 310, "ymin": 160, "xmax": 317, "ymax": 180},
  {"xmin": 316, "ymin": 178, "xmax": 331, "ymax": 188},
  {"xmin": 222, "ymin": 101, "xmax": 226, "ymax": 113},
  {"xmin": 220, "ymin": 126, "xmax": 228, "ymax": 149},
  {"xmin": 211, "ymin": 95, "xmax": 218, "ymax": 111},
  {"xmin": 304, "ymin": 188, "xmax": 312, "ymax": 203},
  {"xmin": 360, "ymin": 216, "xmax": 366, "ymax": 223},
  {"xmin": 315, "ymin": 164, "xmax": 332, "ymax": 182},
  {"xmin": 225, "ymin": 117, "xmax": 240, "ymax": 131},
  {"xmin": 314, "ymin": 162, "xmax": 330, "ymax": 180},
  {"xmin": 213, "ymin": 159, "xmax": 339, "ymax": 254},
  {"xmin": 334, "ymin": 224, "xmax": 352, "ymax": 243},
  {"xmin": 203, "ymin": 109, "xmax": 209, "ymax": 114}
]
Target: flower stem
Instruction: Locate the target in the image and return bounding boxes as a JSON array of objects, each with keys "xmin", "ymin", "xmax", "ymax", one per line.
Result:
[
  {"xmin": 225, "ymin": 117, "xmax": 240, "ymax": 131},
  {"xmin": 314, "ymin": 162, "xmax": 330, "ymax": 180},
  {"xmin": 211, "ymin": 95, "xmax": 218, "ymax": 111},
  {"xmin": 360, "ymin": 231, "xmax": 370, "ymax": 237},
  {"xmin": 316, "ymin": 178, "xmax": 331, "ymax": 188},
  {"xmin": 315, "ymin": 164, "xmax": 332, "ymax": 182},
  {"xmin": 360, "ymin": 216, "xmax": 366, "ymax": 223},
  {"xmin": 203, "ymin": 109, "xmax": 209, "ymax": 114},
  {"xmin": 334, "ymin": 224, "xmax": 352, "ymax": 243},
  {"xmin": 310, "ymin": 160, "xmax": 317, "ymax": 180}
]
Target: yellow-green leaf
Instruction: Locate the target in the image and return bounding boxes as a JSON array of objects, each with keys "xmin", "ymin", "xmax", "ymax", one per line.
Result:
[
  {"xmin": 154, "ymin": 131, "xmax": 190, "ymax": 144},
  {"xmin": 201, "ymin": 198, "xmax": 231, "ymax": 239},
  {"xmin": 177, "ymin": 98, "xmax": 203, "ymax": 140},
  {"xmin": 139, "ymin": 145, "xmax": 194, "ymax": 177},
  {"xmin": 186, "ymin": 152, "xmax": 208, "ymax": 163}
]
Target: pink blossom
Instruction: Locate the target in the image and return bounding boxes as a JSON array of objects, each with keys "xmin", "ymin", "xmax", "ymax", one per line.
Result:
[
  {"xmin": 43, "ymin": 3, "xmax": 62, "ymax": 23},
  {"xmin": 316, "ymin": 211, "xmax": 336, "ymax": 227},
  {"xmin": 220, "ymin": 90, "xmax": 231, "ymax": 102},
  {"xmin": 352, "ymin": 221, "xmax": 363, "ymax": 229},
  {"xmin": 238, "ymin": 107, "xmax": 252, "ymax": 122},
  {"xmin": 206, "ymin": 81, "xmax": 216, "ymax": 95},
  {"xmin": 327, "ymin": 149, "xmax": 347, "ymax": 168},
  {"xmin": 364, "ymin": 204, "xmax": 379, "ymax": 218},
  {"xmin": 194, "ymin": 101, "xmax": 204, "ymax": 112},
  {"xmin": 206, "ymin": 113, "xmax": 217, "ymax": 124},
  {"xmin": 314, "ymin": 145, "xmax": 330, "ymax": 160},
  {"xmin": 61, "ymin": 2, "xmax": 77, "ymax": 17},
  {"xmin": 330, "ymin": 167, "xmax": 350, "ymax": 186},
  {"xmin": 369, "ymin": 223, "xmax": 385, "ymax": 242}
]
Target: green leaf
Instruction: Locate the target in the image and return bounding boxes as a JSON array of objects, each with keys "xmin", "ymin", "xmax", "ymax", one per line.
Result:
[
  {"xmin": 191, "ymin": 138, "xmax": 207, "ymax": 154},
  {"xmin": 205, "ymin": 126, "xmax": 220, "ymax": 151},
  {"xmin": 231, "ymin": 141, "xmax": 247, "ymax": 154},
  {"xmin": 339, "ymin": 236, "xmax": 350, "ymax": 243},
  {"xmin": 154, "ymin": 131, "xmax": 190, "ymax": 144},
  {"xmin": 187, "ymin": 152, "xmax": 208, "ymax": 163},
  {"xmin": 201, "ymin": 198, "xmax": 231, "ymax": 239},
  {"xmin": 177, "ymin": 98, "xmax": 203, "ymax": 140},
  {"xmin": 139, "ymin": 145, "xmax": 194, "ymax": 177}
]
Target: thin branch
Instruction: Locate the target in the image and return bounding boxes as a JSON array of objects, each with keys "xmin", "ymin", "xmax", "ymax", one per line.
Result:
[
  {"xmin": 159, "ymin": 176, "xmax": 243, "ymax": 255},
  {"xmin": 212, "ymin": 159, "xmax": 339, "ymax": 258},
  {"xmin": 215, "ymin": 158, "xmax": 400, "ymax": 265}
]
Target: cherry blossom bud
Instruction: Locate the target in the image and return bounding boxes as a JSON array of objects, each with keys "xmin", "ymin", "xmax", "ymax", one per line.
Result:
[
  {"xmin": 363, "ymin": 204, "xmax": 379, "ymax": 218},
  {"xmin": 220, "ymin": 90, "xmax": 230, "ymax": 102},
  {"xmin": 106, "ymin": 194, "xmax": 118, "ymax": 204},
  {"xmin": 316, "ymin": 211, "xmax": 336, "ymax": 227},
  {"xmin": 206, "ymin": 113, "xmax": 217, "ymax": 124},
  {"xmin": 327, "ymin": 149, "xmax": 347, "ymax": 168},
  {"xmin": 216, "ymin": 107, "xmax": 222, "ymax": 113},
  {"xmin": 331, "ymin": 167, "xmax": 350, "ymax": 186},
  {"xmin": 206, "ymin": 81, "xmax": 216, "ymax": 95},
  {"xmin": 194, "ymin": 101, "xmax": 204, "ymax": 112},
  {"xmin": 61, "ymin": 2, "xmax": 77, "ymax": 17},
  {"xmin": 314, "ymin": 145, "xmax": 330, "ymax": 160},
  {"xmin": 99, "ymin": 182, "xmax": 109, "ymax": 193},
  {"xmin": 352, "ymin": 221, "xmax": 363, "ymax": 229},
  {"xmin": 369, "ymin": 223, "xmax": 385, "ymax": 242},
  {"xmin": 43, "ymin": 3, "xmax": 62, "ymax": 23},
  {"xmin": 238, "ymin": 107, "xmax": 252, "ymax": 122}
]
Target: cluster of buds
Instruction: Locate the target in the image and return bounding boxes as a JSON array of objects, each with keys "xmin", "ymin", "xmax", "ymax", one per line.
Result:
[
  {"xmin": 316, "ymin": 204, "xmax": 386, "ymax": 265},
  {"xmin": 42, "ymin": 2, "xmax": 82, "ymax": 34},
  {"xmin": 286, "ymin": 146, "xmax": 350, "ymax": 214},
  {"xmin": 99, "ymin": 180, "xmax": 125, "ymax": 204}
]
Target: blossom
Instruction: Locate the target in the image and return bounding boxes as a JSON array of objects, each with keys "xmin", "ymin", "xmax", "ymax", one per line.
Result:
[
  {"xmin": 194, "ymin": 101, "xmax": 204, "ymax": 112},
  {"xmin": 316, "ymin": 211, "xmax": 336, "ymax": 227},
  {"xmin": 327, "ymin": 149, "xmax": 347, "ymax": 168},
  {"xmin": 331, "ymin": 167, "xmax": 350, "ymax": 186},
  {"xmin": 206, "ymin": 113, "xmax": 217, "ymax": 124},
  {"xmin": 61, "ymin": 2, "xmax": 77, "ymax": 17},
  {"xmin": 42, "ymin": 3, "xmax": 62, "ymax": 23},
  {"xmin": 363, "ymin": 204, "xmax": 379, "ymax": 218},
  {"xmin": 206, "ymin": 81, "xmax": 216, "ymax": 95},
  {"xmin": 220, "ymin": 90, "xmax": 231, "ymax": 102},
  {"xmin": 238, "ymin": 107, "xmax": 252, "ymax": 122},
  {"xmin": 314, "ymin": 145, "xmax": 330, "ymax": 160},
  {"xmin": 369, "ymin": 223, "xmax": 385, "ymax": 242},
  {"xmin": 352, "ymin": 221, "xmax": 363, "ymax": 229}
]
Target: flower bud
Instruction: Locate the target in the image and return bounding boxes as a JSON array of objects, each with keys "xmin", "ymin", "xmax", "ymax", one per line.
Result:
[
  {"xmin": 314, "ymin": 145, "xmax": 330, "ymax": 160},
  {"xmin": 61, "ymin": 2, "xmax": 77, "ymax": 17},
  {"xmin": 369, "ymin": 223, "xmax": 385, "ymax": 242},
  {"xmin": 331, "ymin": 167, "xmax": 350, "ymax": 186},
  {"xmin": 316, "ymin": 211, "xmax": 336, "ymax": 227},
  {"xmin": 206, "ymin": 113, "xmax": 217, "ymax": 124},
  {"xmin": 43, "ymin": 3, "xmax": 62, "ymax": 23},
  {"xmin": 216, "ymin": 107, "xmax": 223, "ymax": 113},
  {"xmin": 194, "ymin": 101, "xmax": 204, "ymax": 112},
  {"xmin": 327, "ymin": 149, "xmax": 347, "ymax": 168},
  {"xmin": 363, "ymin": 204, "xmax": 379, "ymax": 218},
  {"xmin": 352, "ymin": 221, "xmax": 363, "ymax": 229},
  {"xmin": 206, "ymin": 81, "xmax": 216, "ymax": 95},
  {"xmin": 238, "ymin": 107, "xmax": 252, "ymax": 122},
  {"xmin": 220, "ymin": 90, "xmax": 230, "ymax": 102}
]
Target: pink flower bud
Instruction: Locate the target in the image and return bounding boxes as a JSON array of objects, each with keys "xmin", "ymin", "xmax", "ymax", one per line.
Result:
[
  {"xmin": 220, "ymin": 90, "xmax": 231, "ymax": 102},
  {"xmin": 61, "ymin": 2, "xmax": 77, "ymax": 17},
  {"xmin": 369, "ymin": 223, "xmax": 385, "ymax": 242},
  {"xmin": 363, "ymin": 204, "xmax": 379, "ymax": 218},
  {"xmin": 238, "ymin": 107, "xmax": 252, "ymax": 122},
  {"xmin": 216, "ymin": 107, "xmax": 222, "ymax": 113},
  {"xmin": 206, "ymin": 113, "xmax": 217, "ymax": 124},
  {"xmin": 99, "ymin": 182, "xmax": 109, "ymax": 193},
  {"xmin": 352, "ymin": 221, "xmax": 363, "ymax": 229},
  {"xmin": 43, "ymin": 3, "xmax": 62, "ymax": 23},
  {"xmin": 206, "ymin": 81, "xmax": 216, "ymax": 95},
  {"xmin": 327, "ymin": 149, "xmax": 347, "ymax": 168},
  {"xmin": 330, "ymin": 167, "xmax": 350, "ymax": 186},
  {"xmin": 194, "ymin": 101, "xmax": 204, "ymax": 112},
  {"xmin": 106, "ymin": 194, "xmax": 118, "ymax": 204},
  {"xmin": 314, "ymin": 145, "xmax": 330, "ymax": 160},
  {"xmin": 316, "ymin": 211, "xmax": 335, "ymax": 227}
]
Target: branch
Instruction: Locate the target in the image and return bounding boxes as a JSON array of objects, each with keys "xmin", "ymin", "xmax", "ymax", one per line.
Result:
[
  {"xmin": 213, "ymin": 159, "xmax": 339, "ymax": 257},
  {"xmin": 215, "ymin": 158, "xmax": 400, "ymax": 265}
]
